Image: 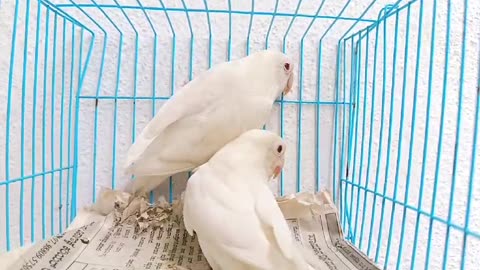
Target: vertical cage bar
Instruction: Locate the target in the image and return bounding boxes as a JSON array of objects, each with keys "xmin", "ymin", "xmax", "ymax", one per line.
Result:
[
  {"xmin": 246, "ymin": 0, "xmax": 254, "ymax": 55},
  {"xmin": 4, "ymin": 0, "xmax": 22, "ymax": 251},
  {"xmin": 366, "ymin": 7, "xmax": 388, "ymax": 256},
  {"xmin": 66, "ymin": 23, "xmax": 75, "ymax": 228},
  {"xmin": 58, "ymin": 17, "xmax": 67, "ymax": 232},
  {"xmin": 397, "ymin": 0, "xmax": 424, "ymax": 266},
  {"xmin": 424, "ymin": 0, "xmax": 450, "ymax": 264},
  {"xmin": 411, "ymin": 0, "xmax": 437, "ymax": 266},
  {"xmin": 265, "ymin": 0, "xmax": 279, "ymax": 50},
  {"xmin": 359, "ymin": 10, "xmax": 382, "ymax": 251},
  {"xmin": 353, "ymin": 28, "xmax": 369, "ymax": 245},
  {"xmin": 50, "ymin": 12, "xmax": 58, "ymax": 236},
  {"xmin": 338, "ymin": 39, "xmax": 346, "ymax": 228},
  {"xmin": 375, "ymin": 9, "xmax": 400, "ymax": 263},
  {"xmin": 442, "ymin": 0, "xmax": 469, "ymax": 268},
  {"xmin": 72, "ymin": 22, "xmax": 96, "ymax": 220},
  {"xmin": 385, "ymin": 6, "xmax": 411, "ymax": 268},
  {"xmin": 31, "ymin": 1, "xmax": 43, "ymax": 242},
  {"xmin": 19, "ymin": 0, "xmax": 33, "ymax": 247},
  {"xmin": 110, "ymin": 19, "xmax": 123, "ymax": 190},
  {"xmin": 349, "ymin": 33, "xmax": 363, "ymax": 245},
  {"xmin": 460, "ymin": 34, "xmax": 480, "ymax": 270},
  {"xmin": 41, "ymin": 8, "xmax": 50, "ymax": 240},
  {"xmin": 345, "ymin": 34, "xmax": 360, "ymax": 239},
  {"xmin": 315, "ymin": 41, "xmax": 323, "ymax": 192},
  {"xmin": 201, "ymin": 0, "xmax": 212, "ymax": 68},
  {"xmin": 169, "ymin": 13, "xmax": 176, "ymax": 203},
  {"xmin": 333, "ymin": 42, "xmax": 341, "ymax": 206},
  {"xmin": 227, "ymin": 0, "xmax": 232, "ymax": 61}
]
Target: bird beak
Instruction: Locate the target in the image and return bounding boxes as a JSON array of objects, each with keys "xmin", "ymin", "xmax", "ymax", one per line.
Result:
[
  {"xmin": 283, "ymin": 72, "xmax": 294, "ymax": 95},
  {"xmin": 272, "ymin": 157, "xmax": 285, "ymax": 179},
  {"xmin": 273, "ymin": 166, "xmax": 282, "ymax": 179}
]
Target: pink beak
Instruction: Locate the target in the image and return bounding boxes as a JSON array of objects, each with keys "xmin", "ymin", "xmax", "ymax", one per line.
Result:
[
  {"xmin": 272, "ymin": 157, "xmax": 285, "ymax": 179},
  {"xmin": 273, "ymin": 166, "xmax": 282, "ymax": 179},
  {"xmin": 283, "ymin": 72, "xmax": 294, "ymax": 95}
]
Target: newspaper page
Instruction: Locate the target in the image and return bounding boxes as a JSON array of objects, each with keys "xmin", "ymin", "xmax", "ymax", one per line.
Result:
[
  {"xmin": 2, "ymin": 191, "xmax": 380, "ymax": 270},
  {"xmin": 277, "ymin": 192, "xmax": 381, "ymax": 270}
]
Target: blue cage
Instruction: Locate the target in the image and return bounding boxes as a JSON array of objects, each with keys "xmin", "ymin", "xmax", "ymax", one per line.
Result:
[{"xmin": 0, "ymin": 0, "xmax": 479, "ymax": 269}]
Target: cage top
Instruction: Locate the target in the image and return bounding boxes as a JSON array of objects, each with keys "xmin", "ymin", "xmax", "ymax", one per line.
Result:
[{"xmin": 36, "ymin": 0, "xmax": 411, "ymax": 44}]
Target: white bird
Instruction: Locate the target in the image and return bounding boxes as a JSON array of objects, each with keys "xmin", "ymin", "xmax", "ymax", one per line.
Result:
[
  {"xmin": 183, "ymin": 129, "xmax": 315, "ymax": 270},
  {"xmin": 121, "ymin": 49, "xmax": 294, "ymax": 196}
]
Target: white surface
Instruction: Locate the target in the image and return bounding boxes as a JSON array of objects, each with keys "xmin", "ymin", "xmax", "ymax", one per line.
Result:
[{"xmin": 0, "ymin": 0, "xmax": 479, "ymax": 269}]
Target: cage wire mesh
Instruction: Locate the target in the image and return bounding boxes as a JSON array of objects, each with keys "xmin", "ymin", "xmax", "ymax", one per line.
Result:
[{"xmin": 0, "ymin": 0, "xmax": 479, "ymax": 269}]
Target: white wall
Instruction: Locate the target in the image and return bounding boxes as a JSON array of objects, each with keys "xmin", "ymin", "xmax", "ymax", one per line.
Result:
[{"xmin": 0, "ymin": 0, "xmax": 479, "ymax": 269}]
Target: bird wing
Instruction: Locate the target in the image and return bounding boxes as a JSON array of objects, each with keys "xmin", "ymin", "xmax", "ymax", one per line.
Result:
[
  {"xmin": 125, "ymin": 84, "xmax": 213, "ymax": 170},
  {"xmin": 183, "ymin": 166, "xmax": 274, "ymax": 270},
  {"xmin": 254, "ymin": 183, "xmax": 295, "ymax": 261},
  {"xmin": 123, "ymin": 62, "xmax": 236, "ymax": 175}
]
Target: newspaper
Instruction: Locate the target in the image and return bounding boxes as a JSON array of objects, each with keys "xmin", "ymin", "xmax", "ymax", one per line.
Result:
[{"xmin": 2, "ymin": 191, "xmax": 380, "ymax": 270}]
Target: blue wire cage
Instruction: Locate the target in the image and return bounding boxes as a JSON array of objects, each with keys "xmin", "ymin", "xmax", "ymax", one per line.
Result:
[{"xmin": 1, "ymin": 0, "xmax": 479, "ymax": 269}]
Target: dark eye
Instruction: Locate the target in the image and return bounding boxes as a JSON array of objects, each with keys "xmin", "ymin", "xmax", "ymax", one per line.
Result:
[
  {"xmin": 284, "ymin": 63, "xmax": 290, "ymax": 71},
  {"xmin": 277, "ymin": 145, "xmax": 283, "ymax": 153}
]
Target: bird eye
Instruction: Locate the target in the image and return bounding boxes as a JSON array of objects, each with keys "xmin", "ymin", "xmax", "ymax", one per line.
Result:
[
  {"xmin": 284, "ymin": 63, "xmax": 290, "ymax": 71},
  {"xmin": 277, "ymin": 145, "xmax": 283, "ymax": 153}
]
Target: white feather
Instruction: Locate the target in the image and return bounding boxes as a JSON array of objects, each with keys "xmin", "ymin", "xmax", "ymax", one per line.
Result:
[
  {"xmin": 121, "ymin": 49, "xmax": 294, "ymax": 195},
  {"xmin": 183, "ymin": 130, "xmax": 311, "ymax": 270}
]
